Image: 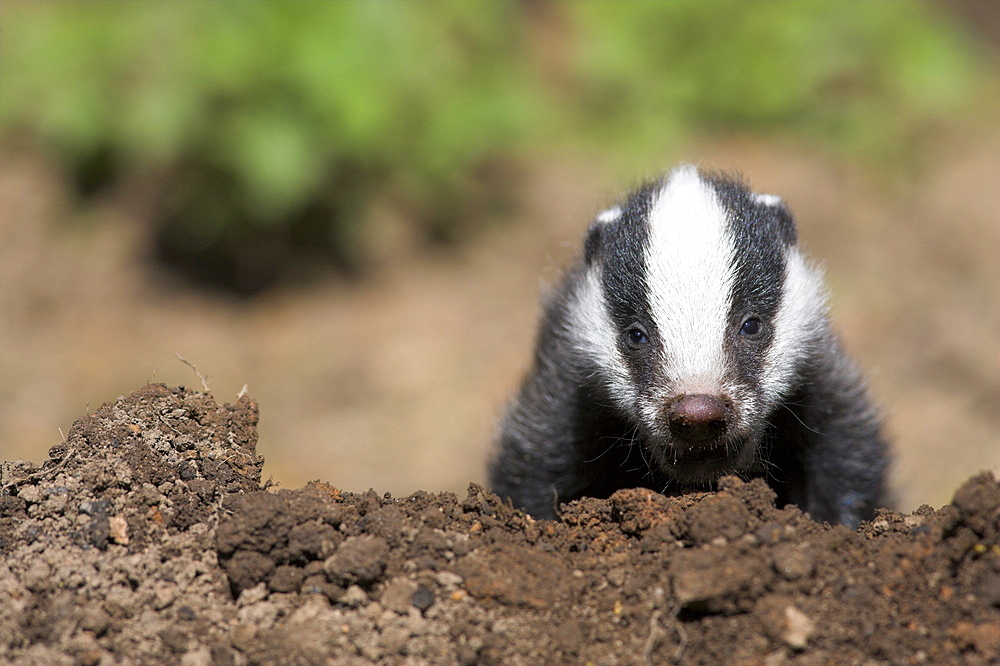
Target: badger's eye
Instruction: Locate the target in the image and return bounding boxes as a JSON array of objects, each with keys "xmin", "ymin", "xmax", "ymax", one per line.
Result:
[
  {"xmin": 739, "ymin": 317, "xmax": 763, "ymax": 336},
  {"xmin": 626, "ymin": 326, "xmax": 649, "ymax": 346}
]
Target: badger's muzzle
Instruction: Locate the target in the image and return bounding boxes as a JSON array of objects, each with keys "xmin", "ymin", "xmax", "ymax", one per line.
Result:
[
  {"xmin": 665, "ymin": 394, "xmax": 729, "ymax": 443},
  {"xmin": 644, "ymin": 390, "xmax": 754, "ymax": 483}
]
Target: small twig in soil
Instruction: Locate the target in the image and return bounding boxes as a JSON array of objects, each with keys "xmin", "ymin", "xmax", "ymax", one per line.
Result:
[
  {"xmin": 158, "ymin": 415, "xmax": 182, "ymax": 435},
  {"xmin": 643, "ymin": 610, "xmax": 665, "ymax": 665},
  {"xmin": 643, "ymin": 604, "xmax": 687, "ymax": 665},
  {"xmin": 175, "ymin": 353, "xmax": 212, "ymax": 393},
  {"xmin": 2, "ymin": 443, "xmax": 78, "ymax": 493},
  {"xmin": 220, "ymin": 450, "xmax": 257, "ymax": 470},
  {"xmin": 671, "ymin": 613, "xmax": 688, "ymax": 662}
]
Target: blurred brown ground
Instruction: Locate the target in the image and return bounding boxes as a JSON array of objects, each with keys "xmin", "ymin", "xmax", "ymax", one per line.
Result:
[{"xmin": 1, "ymin": 128, "xmax": 998, "ymax": 513}]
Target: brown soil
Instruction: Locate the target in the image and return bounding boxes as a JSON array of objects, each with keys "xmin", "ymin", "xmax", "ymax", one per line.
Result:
[{"xmin": 2, "ymin": 384, "xmax": 998, "ymax": 665}]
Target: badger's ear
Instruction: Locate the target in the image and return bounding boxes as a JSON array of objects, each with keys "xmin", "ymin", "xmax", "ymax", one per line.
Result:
[
  {"xmin": 585, "ymin": 206, "xmax": 620, "ymax": 264},
  {"xmin": 584, "ymin": 221, "xmax": 603, "ymax": 265},
  {"xmin": 754, "ymin": 193, "xmax": 797, "ymax": 246}
]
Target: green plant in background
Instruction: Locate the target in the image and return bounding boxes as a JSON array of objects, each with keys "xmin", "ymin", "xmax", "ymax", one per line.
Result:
[
  {"xmin": 566, "ymin": 1, "xmax": 984, "ymax": 166},
  {"xmin": 1, "ymin": 1, "xmax": 538, "ymax": 292},
  {"xmin": 0, "ymin": 0, "xmax": 989, "ymax": 293}
]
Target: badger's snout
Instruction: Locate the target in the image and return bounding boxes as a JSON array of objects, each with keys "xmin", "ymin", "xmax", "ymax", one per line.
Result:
[
  {"xmin": 665, "ymin": 394, "xmax": 729, "ymax": 442},
  {"xmin": 650, "ymin": 391, "xmax": 749, "ymax": 481}
]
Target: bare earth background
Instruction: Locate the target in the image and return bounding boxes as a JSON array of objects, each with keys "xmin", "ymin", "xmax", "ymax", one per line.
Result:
[{"xmin": 1, "ymin": 130, "xmax": 998, "ymax": 514}]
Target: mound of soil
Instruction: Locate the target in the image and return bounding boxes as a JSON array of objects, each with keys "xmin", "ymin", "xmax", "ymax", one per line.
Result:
[{"xmin": 1, "ymin": 385, "xmax": 998, "ymax": 664}]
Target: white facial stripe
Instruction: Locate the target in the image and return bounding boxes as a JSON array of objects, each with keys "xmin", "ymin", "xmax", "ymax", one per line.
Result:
[
  {"xmin": 753, "ymin": 193, "xmax": 783, "ymax": 207},
  {"xmin": 645, "ymin": 166, "xmax": 734, "ymax": 390},
  {"xmin": 761, "ymin": 248, "xmax": 827, "ymax": 401},
  {"xmin": 595, "ymin": 206, "xmax": 623, "ymax": 224},
  {"xmin": 568, "ymin": 265, "xmax": 635, "ymax": 409}
]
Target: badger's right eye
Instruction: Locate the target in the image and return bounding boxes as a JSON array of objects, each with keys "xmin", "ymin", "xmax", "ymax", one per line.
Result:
[
  {"xmin": 739, "ymin": 317, "xmax": 763, "ymax": 336},
  {"xmin": 626, "ymin": 326, "xmax": 649, "ymax": 346}
]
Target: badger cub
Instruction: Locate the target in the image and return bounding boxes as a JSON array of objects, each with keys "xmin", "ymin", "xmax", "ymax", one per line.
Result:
[{"xmin": 490, "ymin": 165, "xmax": 889, "ymax": 527}]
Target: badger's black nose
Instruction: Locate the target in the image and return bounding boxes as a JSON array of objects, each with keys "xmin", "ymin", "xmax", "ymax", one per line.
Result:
[{"xmin": 667, "ymin": 394, "xmax": 728, "ymax": 442}]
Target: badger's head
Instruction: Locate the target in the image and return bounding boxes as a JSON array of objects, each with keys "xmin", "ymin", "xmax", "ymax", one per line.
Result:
[{"xmin": 568, "ymin": 165, "xmax": 828, "ymax": 484}]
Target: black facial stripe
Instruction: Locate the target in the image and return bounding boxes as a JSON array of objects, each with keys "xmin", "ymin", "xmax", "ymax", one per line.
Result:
[
  {"xmin": 704, "ymin": 173, "xmax": 789, "ymax": 389},
  {"xmin": 595, "ymin": 180, "xmax": 661, "ymax": 387}
]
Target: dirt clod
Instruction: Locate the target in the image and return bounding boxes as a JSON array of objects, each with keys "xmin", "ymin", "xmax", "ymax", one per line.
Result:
[{"xmin": 2, "ymin": 384, "xmax": 999, "ymax": 664}]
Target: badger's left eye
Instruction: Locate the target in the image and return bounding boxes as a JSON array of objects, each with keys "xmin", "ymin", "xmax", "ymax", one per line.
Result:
[
  {"xmin": 739, "ymin": 317, "xmax": 763, "ymax": 336},
  {"xmin": 626, "ymin": 325, "xmax": 649, "ymax": 346}
]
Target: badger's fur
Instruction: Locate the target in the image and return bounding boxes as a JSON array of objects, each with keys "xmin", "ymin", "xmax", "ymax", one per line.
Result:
[{"xmin": 489, "ymin": 166, "xmax": 889, "ymax": 527}]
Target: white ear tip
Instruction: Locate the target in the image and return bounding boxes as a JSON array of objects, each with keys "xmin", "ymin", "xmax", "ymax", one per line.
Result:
[
  {"xmin": 753, "ymin": 193, "xmax": 783, "ymax": 207},
  {"xmin": 595, "ymin": 206, "xmax": 623, "ymax": 224}
]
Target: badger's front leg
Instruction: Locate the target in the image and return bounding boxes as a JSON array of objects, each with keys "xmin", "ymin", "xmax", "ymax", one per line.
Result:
[
  {"xmin": 772, "ymin": 336, "xmax": 890, "ymax": 527},
  {"xmin": 490, "ymin": 355, "xmax": 651, "ymax": 520}
]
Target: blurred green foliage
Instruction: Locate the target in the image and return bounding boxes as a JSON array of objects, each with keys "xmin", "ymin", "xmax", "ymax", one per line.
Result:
[
  {"xmin": 0, "ymin": 0, "xmax": 988, "ymax": 292},
  {"xmin": 568, "ymin": 1, "xmax": 986, "ymax": 162}
]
